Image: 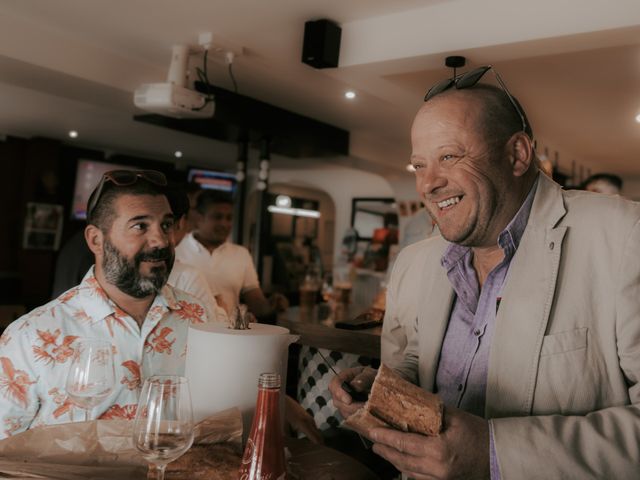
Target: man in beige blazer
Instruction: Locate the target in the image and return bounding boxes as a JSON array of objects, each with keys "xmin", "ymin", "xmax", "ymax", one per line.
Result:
[{"xmin": 330, "ymin": 68, "xmax": 640, "ymax": 479}]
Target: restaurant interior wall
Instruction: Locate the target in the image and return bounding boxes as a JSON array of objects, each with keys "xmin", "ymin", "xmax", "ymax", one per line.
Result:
[
  {"xmin": 385, "ymin": 174, "xmax": 422, "ymax": 204},
  {"xmin": 615, "ymin": 176, "xmax": 640, "ymax": 201},
  {"xmin": 0, "ymin": 136, "xmax": 100, "ymax": 311},
  {"xmin": 242, "ymin": 184, "xmax": 334, "ymax": 300},
  {"xmin": 267, "ymin": 183, "xmax": 335, "ymax": 273},
  {"xmin": 269, "ymin": 167, "xmax": 395, "ymax": 263},
  {"xmin": 0, "ymin": 136, "xmax": 186, "ymax": 312}
]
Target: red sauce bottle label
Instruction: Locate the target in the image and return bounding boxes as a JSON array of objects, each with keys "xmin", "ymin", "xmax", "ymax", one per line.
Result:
[{"xmin": 239, "ymin": 373, "xmax": 286, "ymax": 480}]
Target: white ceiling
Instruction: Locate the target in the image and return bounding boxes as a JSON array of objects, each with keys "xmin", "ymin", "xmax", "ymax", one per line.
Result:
[{"xmin": 1, "ymin": 0, "xmax": 640, "ymax": 183}]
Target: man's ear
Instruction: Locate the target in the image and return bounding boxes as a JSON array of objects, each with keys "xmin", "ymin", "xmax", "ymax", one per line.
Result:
[
  {"xmin": 508, "ymin": 132, "xmax": 534, "ymax": 177},
  {"xmin": 85, "ymin": 224, "xmax": 104, "ymax": 257}
]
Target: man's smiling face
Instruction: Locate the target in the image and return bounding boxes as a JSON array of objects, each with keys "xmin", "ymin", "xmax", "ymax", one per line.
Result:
[{"xmin": 410, "ymin": 92, "xmax": 516, "ymax": 248}]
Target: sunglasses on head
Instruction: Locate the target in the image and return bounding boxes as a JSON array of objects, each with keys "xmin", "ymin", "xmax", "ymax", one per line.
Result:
[
  {"xmin": 424, "ymin": 65, "xmax": 530, "ymax": 137},
  {"xmin": 87, "ymin": 170, "xmax": 167, "ymax": 220}
]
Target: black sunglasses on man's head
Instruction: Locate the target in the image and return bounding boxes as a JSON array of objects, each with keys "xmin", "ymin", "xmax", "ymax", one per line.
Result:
[
  {"xmin": 86, "ymin": 170, "xmax": 167, "ymax": 220},
  {"xmin": 424, "ymin": 65, "xmax": 531, "ymax": 138}
]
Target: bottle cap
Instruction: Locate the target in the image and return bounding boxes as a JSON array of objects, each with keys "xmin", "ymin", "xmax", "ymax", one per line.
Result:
[{"xmin": 258, "ymin": 372, "xmax": 281, "ymax": 388}]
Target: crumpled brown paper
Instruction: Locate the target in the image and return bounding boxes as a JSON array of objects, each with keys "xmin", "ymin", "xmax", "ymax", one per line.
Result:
[{"xmin": 0, "ymin": 408, "xmax": 242, "ymax": 480}]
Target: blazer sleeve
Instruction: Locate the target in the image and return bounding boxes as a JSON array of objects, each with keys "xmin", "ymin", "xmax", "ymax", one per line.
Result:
[
  {"xmin": 381, "ymin": 249, "xmax": 420, "ymax": 384},
  {"xmin": 491, "ymin": 218, "xmax": 640, "ymax": 479}
]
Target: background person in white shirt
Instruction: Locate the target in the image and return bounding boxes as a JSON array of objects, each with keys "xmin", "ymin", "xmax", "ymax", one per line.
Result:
[
  {"xmin": 581, "ymin": 173, "xmax": 623, "ymax": 195},
  {"xmin": 165, "ymin": 185, "xmax": 228, "ymax": 324},
  {"xmin": 175, "ymin": 190, "xmax": 281, "ymax": 321}
]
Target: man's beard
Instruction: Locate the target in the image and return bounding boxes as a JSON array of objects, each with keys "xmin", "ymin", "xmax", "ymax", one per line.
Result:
[{"xmin": 102, "ymin": 239, "xmax": 174, "ymax": 299}]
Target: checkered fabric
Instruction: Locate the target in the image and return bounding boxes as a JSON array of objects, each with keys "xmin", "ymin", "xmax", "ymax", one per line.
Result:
[{"xmin": 297, "ymin": 345, "xmax": 376, "ymax": 431}]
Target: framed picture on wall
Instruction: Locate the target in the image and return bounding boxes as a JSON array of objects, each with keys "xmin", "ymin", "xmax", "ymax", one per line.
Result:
[
  {"xmin": 350, "ymin": 197, "xmax": 397, "ymax": 240},
  {"xmin": 22, "ymin": 202, "xmax": 64, "ymax": 251}
]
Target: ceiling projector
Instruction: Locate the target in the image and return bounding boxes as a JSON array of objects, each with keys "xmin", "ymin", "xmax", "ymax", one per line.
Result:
[
  {"xmin": 134, "ymin": 83, "xmax": 214, "ymax": 118},
  {"xmin": 134, "ymin": 45, "xmax": 214, "ymax": 119}
]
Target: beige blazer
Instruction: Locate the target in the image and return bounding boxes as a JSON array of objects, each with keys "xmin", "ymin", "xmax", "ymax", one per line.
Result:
[{"xmin": 382, "ymin": 173, "xmax": 640, "ymax": 479}]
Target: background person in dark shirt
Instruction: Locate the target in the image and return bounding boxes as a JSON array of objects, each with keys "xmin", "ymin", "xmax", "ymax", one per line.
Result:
[{"xmin": 51, "ymin": 228, "xmax": 93, "ymax": 298}]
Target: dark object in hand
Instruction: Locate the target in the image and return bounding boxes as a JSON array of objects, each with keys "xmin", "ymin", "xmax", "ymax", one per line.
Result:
[
  {"xmin": 342, "ymin": 380, "xmax": 369, "ymax": 402},
  {"xmin": 335, "ymin": 308, "xmax": 384, "ymax": 330}
]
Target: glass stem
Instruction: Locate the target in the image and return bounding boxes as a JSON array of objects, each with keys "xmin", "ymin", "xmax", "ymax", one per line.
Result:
[
  {"xmin": 155, "ymin": 464, "xmax": 166, "ymax": 480},
  {"xmin": 84, "ymin": 408, "xmax": 90, "ymax": 422}
]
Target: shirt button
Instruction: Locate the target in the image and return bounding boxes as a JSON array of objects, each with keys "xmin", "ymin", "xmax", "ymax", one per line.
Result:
[
  {"xmin": 549, "ymin": 241, "xmax": 555, "ymax": 250},
  {"xmin": 457, "ymin": 384, "xmax": 463, "ymax": 391},
  {"xmin": 473, "ymin": 329, "xmax": 481, "ymax": 336}
]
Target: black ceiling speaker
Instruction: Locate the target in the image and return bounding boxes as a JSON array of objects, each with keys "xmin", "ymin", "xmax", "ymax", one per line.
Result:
[{"xmin": 302, "ymin": 19, "xmax": 341, "ymax": 69}]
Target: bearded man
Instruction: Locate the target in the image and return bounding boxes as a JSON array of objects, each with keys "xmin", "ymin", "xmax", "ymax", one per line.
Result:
[{"xmin": 0, "ymin": 170, "xmax": 208, "ymax": 437}]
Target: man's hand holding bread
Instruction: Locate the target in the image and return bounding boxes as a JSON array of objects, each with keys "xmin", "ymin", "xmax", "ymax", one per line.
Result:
[
  {"xmin": 329, "ymin": 365, "xmax": 490, "ymax": 480},
  {"xmin": 329, "ymin": 365, "xmax": 377, "ymax": 417}
]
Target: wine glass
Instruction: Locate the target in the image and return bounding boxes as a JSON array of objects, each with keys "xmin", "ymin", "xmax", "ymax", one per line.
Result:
[
  {"xmin": 133, "ymin": 375, "xmax": 195, "ymax": 480},
  {"xmin": 65, "ymin": 337, "xmax": 115, "ymax": 421}
]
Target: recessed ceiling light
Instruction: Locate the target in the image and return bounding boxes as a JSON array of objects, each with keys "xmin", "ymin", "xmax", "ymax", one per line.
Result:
[
  {"xmin": 406, "ymin": 164, "xmax": 416, "ymax": 172},
  {"xmin": 68, "ymin": 130, "xmax": 78, "ymax": 138},
  {"xmin": 174, "ymin": 150, "xmax": 183, "ymax": 158},
  {"xmin": 635, "ymin": 113, "xmax": 640, "ymax": 123},
  {"xmin": 345, "ymin": 91, "xmax": 356, "ymax": 99}
]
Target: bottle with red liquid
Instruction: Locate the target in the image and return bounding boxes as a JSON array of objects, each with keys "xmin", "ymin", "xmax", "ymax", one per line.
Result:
[{"xmin": 239, "ymin": 372, "xmax": 286, "ymax": 480}]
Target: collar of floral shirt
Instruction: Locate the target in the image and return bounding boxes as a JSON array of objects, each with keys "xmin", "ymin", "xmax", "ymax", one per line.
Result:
[{"xmin": 66, "ymin": 267, "xmax": 183, "ymax": 327}]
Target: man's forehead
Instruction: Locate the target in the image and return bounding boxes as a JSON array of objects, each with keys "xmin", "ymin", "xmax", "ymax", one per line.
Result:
[
  {"xmin": 414, "ymin": 96, "xmax": 481, "ymax": 135},
  {"xmin": 207, "ymin": 202, "xmax": 233, "ymax": 213},
  {"xmin": 113, "ymin": 193, "xmax": 172, "ymax": 217},
  {"xmin": 417, "ymin": 90, "xmax": 483, "ymax": 118}
]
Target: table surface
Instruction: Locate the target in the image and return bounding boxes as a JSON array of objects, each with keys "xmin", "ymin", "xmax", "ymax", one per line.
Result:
[
  {"xmin": 278, "ymin": 303, "xmax": 381, "ymax": 359},
  {"xmin": 286, "ymin": 437, "xmax": 380, "ymax": 480},
  {"xmin": 0, "ymin": 438, "xmax": 380, "ymax": 480}
]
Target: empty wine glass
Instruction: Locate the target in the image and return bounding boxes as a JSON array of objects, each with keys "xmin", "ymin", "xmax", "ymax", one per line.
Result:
[
  {"xmin": 133, "ymin": 375, "xmax": 195, "ymax": 480},
  {"xmin": 65, "ymin": 337, "xmax": 115, "ymax": 421}
]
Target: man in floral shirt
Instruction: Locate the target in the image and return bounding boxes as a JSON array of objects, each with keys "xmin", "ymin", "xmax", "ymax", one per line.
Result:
[{"xmin": 0, "ymin": 170, "xmax": 208, "ymax": 438}]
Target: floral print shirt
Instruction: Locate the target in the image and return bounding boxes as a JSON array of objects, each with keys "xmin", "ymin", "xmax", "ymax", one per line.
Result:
[{"xmin": 0, "ymin": 268, "xmax": 207, "ymax": 439}]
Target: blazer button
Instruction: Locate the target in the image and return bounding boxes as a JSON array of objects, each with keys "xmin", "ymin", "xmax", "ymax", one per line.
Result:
[{"xmin": 549, "ymin": 241, "xmax": 555, "ymax": 250}]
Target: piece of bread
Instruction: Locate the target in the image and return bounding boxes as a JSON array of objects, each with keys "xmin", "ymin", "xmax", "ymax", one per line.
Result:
[
  {"xmin": 149, "ymin": 443, "xmax": 242, "ymax": 480},
  {"xmin": 368, "ymin": 364, "xmax": 443, "ymax": 436},
  {"xmin": 343, "ymin": 405, "xmax": 391, "ymax": 436},
  {"xmin": 344, "ymin": 364, "xmax": 443, "ymax": 437}
]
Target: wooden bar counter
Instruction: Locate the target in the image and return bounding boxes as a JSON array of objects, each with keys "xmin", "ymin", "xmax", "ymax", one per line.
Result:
[{"xmin": 277, "ymin": 303, "xmax": 381, "ymax": 359}]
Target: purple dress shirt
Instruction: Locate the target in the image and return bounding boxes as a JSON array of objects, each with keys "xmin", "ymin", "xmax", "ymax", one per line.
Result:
[{"xmin": 435, "ymin": 179, "xmax": 538, "ymax": 479}]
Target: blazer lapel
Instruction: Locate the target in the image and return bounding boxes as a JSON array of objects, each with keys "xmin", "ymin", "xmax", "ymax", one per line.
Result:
[
  {"xmin": 417, "ymin": 244, "xmax": 454, "ymax": 392},
  {"xmin": 486, "ymin": 175, "xmax": 567, "ymax": 418}
]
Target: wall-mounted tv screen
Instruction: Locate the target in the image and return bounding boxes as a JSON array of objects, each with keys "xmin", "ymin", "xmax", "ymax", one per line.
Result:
[
  {"xmin": 71, "ymin": 159, "xmax": 132, "ymax": 220},
  {"xmin": 188, "ymin": 168, "xmax": 236, "ymax": 193}
]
